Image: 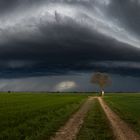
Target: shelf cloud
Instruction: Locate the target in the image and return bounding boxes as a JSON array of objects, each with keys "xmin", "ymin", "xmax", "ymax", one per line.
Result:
[{"xmin": 0, "ymin": 0, "xmax": 140, "ymax": 91}]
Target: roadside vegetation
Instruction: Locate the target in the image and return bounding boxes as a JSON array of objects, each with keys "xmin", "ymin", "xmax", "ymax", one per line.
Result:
[
  {"xmin": 104, "ymin": 93, "xmax": 140, "ymax": 134},
  {"xmin": 0, "ymin": 93, "xmax": 88, "ymax": 140},
  {"xmin": 77, "ymin": 98, "xmax": 114, "ymax": 140}
]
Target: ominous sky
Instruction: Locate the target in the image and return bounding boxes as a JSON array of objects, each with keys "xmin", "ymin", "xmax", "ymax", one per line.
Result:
[{"xmin": 0, "ymin": 0, "xmax": 140, "ymax": 92}]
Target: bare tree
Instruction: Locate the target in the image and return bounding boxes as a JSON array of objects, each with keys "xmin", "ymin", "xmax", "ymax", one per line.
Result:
[{"xmin": 91, "ymin": 72, "xmax": 111, "ymax": 96}]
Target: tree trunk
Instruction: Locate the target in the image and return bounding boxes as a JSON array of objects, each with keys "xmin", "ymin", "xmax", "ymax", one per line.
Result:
[{"xmin": 101, "ymin": 90, "xmax": 104, "ymax": 96}]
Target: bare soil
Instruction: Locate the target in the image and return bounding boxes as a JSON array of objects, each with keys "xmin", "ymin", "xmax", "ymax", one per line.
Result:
[
  {"xmin": 98, "ymin": 97, "xmax": 140, "ymax": 140},
  {"xmin": 50, "ymin": 97, "xmax": 95, "ymax": 140}
]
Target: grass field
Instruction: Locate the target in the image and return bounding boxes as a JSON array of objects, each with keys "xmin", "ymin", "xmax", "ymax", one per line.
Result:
[
  {"xmin": 77, "ymin": 98, "xmax": 114, "ymax": 140},
  {"xmin": 0, "ymin": 93, "xmax": 88, "ymax": 140},
  {"xmin": 1, "ymin": 93, "xmax": 140, "ymax": 140},
  {"xmin": 104, "ymin": 93, "xmax": 140, "ymax": 134}
]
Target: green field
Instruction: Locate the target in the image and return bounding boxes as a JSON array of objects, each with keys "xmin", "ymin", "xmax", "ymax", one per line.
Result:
[
  {"xmin": 0, "ymin": 93, "xmax": 88, "ymax": 140},
  {"xmin": 1, "ymin": 93, "xmax": 140, "ymax": 140},
  {"xmin": 77, "ymin": 98, "xmax": 114, "ymax": 140},
  {"xmin": 104, "ymin": 93, "xmax": 140, "ymax": 134}
]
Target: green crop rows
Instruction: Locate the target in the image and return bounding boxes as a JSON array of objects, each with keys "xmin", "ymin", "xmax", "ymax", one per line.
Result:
[{"xmin": 0, "ymin": 93, "xmax": 87, "ymax": 140}]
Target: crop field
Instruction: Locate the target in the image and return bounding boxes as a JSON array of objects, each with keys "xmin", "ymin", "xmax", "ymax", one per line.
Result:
[
  {"xmin": 1, "ymin": 93, "xmax": 140, "ymax": 140},
  {"xmin": 104, "ymin": 93, "xmax": 140, "ymax": 134},
  {"xmin": 0, "ymin": 93, "xmax": 88, "ymax": 140}
]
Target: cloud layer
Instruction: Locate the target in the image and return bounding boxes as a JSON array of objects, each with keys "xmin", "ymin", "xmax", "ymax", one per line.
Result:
[{"xmin": 0, "ymin": 0, "xmax": 140, "ymax": 91}]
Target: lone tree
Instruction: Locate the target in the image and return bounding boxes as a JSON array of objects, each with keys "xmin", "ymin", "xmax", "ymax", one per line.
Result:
[{"xmin": 91, "ymin": 72, "xmax": 111, "ymax": 96}]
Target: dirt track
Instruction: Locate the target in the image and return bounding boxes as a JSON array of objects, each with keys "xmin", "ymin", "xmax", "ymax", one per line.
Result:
[
  {"xmin": 50, "ymin": 96, "xmax": 140, "ymax": 140},
  {"xmin": 50, "ymin": 97, "xmax": 95, "ymax": 140},
  {"xmin": 98, "ymin": 97, "xmax": 140, "ymax": 140}
]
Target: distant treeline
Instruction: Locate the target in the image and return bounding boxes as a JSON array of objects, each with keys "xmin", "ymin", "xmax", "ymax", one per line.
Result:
[{"xmin": 0, "ymin": 91, "xmax": 140, "ymax": 94}]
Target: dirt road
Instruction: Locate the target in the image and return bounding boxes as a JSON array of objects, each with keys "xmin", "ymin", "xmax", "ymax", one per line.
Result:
[
  {"xmin": 50, "ymin": 96, "xmax": 140, "ymax": 140},
  {"xmin": 98, "ymin": 97, "xmax": 140, "ymax": 140},
  {"xmin": 50, "ymin": 97, "xmax": 95, "ymax": 140}
]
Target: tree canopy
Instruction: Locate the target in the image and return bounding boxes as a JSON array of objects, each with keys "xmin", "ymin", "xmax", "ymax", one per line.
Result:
[{"xmin": 91, "ymin": 72, "xmax": 111, "ymax": 95}]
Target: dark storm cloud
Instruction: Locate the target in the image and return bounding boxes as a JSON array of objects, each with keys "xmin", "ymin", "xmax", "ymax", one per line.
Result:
[
  {"xmin": 0, "ymin": 28, "xmax": 139, "ymax": 78},
  {"xmin": 0, "ymin": 0, "xmax": 90, "ymax": 15},
  {"xmin": 107, "ymin": 0, "xmax": 140, "ymax": 36},
  {"xmin": 0, "ymin": 0, "xmax": 140, "ymax": 79}
]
